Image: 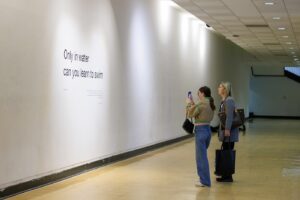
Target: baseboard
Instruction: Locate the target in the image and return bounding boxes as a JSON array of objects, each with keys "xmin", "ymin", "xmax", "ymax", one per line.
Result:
[
  {"xmin": 0, "ymin": 134, "xmax": 192, "ymax": 199},
  {"xmin": 252, "ymin": 115, "xmax": 300, "ymax": 120}
]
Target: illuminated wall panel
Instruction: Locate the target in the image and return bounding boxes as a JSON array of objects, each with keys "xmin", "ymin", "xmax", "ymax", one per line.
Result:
[{"xmin": 0, "ymin": 0, "xmax": 253, "ymax": 189}]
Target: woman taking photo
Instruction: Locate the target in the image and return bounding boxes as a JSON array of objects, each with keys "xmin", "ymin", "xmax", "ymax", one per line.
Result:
[
  {"xmin": 186, "ymin": 86, "xmax": 215, "ymax": 187},
  {"xmin": 216, "ymin": 82, "xmax": 239, "ymax": 182}
]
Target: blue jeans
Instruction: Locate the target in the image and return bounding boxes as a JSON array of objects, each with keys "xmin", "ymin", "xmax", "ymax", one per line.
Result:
[{"xmin": 194, "ymin": 125, "xmax": 211, "ymax": 186}]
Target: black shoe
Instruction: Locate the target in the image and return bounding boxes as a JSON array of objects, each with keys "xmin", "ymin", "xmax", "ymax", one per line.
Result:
[{"xmin": 216, "ymin": 176, "xmax": 233, "ymax": 182}]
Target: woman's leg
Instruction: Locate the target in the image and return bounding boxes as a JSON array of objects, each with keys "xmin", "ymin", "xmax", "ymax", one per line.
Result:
[{"xmin": 195, "ymin": 126, "xmax": 211, "ymax": 186}]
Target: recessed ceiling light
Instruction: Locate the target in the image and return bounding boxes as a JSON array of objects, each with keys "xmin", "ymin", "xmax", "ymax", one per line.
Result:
[
  {"xmin": 272, "ymin": 17, "xmax": 281, "ymax": 20},
  {"xmin": 291, "ymin": 52, "xmax": 296, "ymax": 54},
  {"xmin": 278, "ymin": 27, "xmax": 286, "ymax": 31},
  {"xmin": 286, "ymin": 42, "xmax": 292, "ymax": 45},
  {"xmin": 265, "ymin": 2, "xmax": 275, "ymax": 5},
  {"xmin": 289, "ymin": 47, "xmax": 294, "ymax": 50},
  {"xmin": 294, "ymin": 58, "xmax": 299, "ymax": 61},
  {"xmin": 282, "ymin": 35, "xmax": 289, "ymax": 38}
]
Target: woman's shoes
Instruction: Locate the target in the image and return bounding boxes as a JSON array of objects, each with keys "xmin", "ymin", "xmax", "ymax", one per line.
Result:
[
  {"xmin": 216, "ymin": 176, "xmax": 233, "ymax": 182},
  {"xmin": 195, "ymin": 182, "xmax": 210, "ymax": 187}
]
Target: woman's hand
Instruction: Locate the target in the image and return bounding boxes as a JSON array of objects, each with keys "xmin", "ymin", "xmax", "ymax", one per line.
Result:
[
  {"xmin": 224, "ymin": 129, "xmax": 230, "ymax": 137},
  {"xmin": 186, "ymin": 98, "xmax": 194, "ymax": 105}
]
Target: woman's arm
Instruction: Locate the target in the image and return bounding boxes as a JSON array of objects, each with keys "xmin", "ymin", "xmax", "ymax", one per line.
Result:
[
  {"xmin": 225, "ymin": 99, "xmax": 235, "ymax": 131},
  {"xmin": 186, "ymin": 103, "xmax": 200, "ymax": 118}
]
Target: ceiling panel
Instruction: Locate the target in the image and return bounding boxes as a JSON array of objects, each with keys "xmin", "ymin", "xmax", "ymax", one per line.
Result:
[
  {"xmin": 267, "ymin": 45, "xmax": 283, "ymax": 50},
  {"xmin": 226, "ymin": 26, "xmax": 248, "ymax": 31},
  {"xmin": 240, "ymin": 17, "xmax": 266, "ymax": 24},
  {"xmin": 218, "ymin": 20, "xmax": 244, "ymax": 26},
  {"xmin": 204, "ymin": 19, "xmax": 219, "ymax": 24},
  {"xmin": 222, "ymin": 0, "xmax": 261, "ymax": 17},
  {"xmin": 192, "ymin": 0, "xmax": 224, "ymax": 7},
  {"xmin": 212, "ymin": 15, "xmax": 238, "ymax": 20},
  {"xmin": 183, "ymin": 5, "xmax": 203, "ymax": 12},
  {"xmin": 248, "ymin": 27, "xmax": 273, "ymax": 33},
  {"xmin": 290, "ymin": 17, "xmax": 300, "ymax": 23},
  {"xmin": 201, "ymin": 8, "xmax": 232, "ymax": 15},
  {"xmin": 193, "ymin": 12, "xmax": 209, "ymax": 17},
  {"xmin": 173, "ymin": 0, "xmax": 193, "ymax": 4},
  {"xmin": 253, "ymin": 0, "xmax": 286, "ymax": 13},
  {"xmin": 172, "ymin": 0, "xmax": 300, "ymax": 65},
  {"xmin": 231, "ymin": 31, "xmax": 252, "ymax": 35}
]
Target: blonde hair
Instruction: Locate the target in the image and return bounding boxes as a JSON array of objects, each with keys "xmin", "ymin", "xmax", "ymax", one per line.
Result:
[{"xmin": 220, "ymin": 82, "xmax": 232, "ymax": 97}]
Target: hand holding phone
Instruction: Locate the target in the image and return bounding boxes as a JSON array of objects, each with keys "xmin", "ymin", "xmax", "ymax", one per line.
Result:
[
  {"xmin": 188, "ymin": 91, "xmax": 193, "ymax": 100},
  {"xmin": 186, "ymin": 91, "xmax": 194, "ymax": 104}
]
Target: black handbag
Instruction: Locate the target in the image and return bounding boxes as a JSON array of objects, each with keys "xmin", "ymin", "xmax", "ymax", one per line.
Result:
[
  {"xmin": 214, "ymin": 141, "xmax": 236, "ymax": 176},
  {"xmin": 182, "ymin": 118, "xmax": 194, "ymax": 134},
  {"xmin": 218, "ymin": 109, "xmax": 244, "ymax": 129}
]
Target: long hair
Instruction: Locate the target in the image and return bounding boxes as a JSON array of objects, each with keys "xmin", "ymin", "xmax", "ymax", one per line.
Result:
[
  {"xmin": 220, "ymin": 81, "xmax": 232, "ymax": 97},
  {"xmin": 199, "ymin": 86, "xmax": 216, "ymax": 111}
]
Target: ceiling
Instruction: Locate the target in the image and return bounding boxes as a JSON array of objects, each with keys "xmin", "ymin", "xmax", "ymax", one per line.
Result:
[{"xmin": 172, "ymin": 0, "xmax": 300, "ymax": 67}]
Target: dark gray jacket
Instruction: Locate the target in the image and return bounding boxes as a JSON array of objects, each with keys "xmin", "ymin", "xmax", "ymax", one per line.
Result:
[{"xmin": 218, "ymin": 97, "xmax": 239, "ymax": 142}]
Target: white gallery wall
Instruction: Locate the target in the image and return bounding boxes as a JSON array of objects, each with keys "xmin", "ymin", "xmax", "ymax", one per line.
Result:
[
  {"xmin": 250, "ymin": 77, "xmax": 300, "ymax": 116},
  {"xmin": 0, "ymin": 0, "xmax": 253, "ymax": 189}
]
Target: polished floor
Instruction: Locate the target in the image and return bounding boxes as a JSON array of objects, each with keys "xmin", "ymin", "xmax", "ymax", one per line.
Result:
[{"xmin": 9, "ymin": 119, "xmax": 300, "ymax": 200}]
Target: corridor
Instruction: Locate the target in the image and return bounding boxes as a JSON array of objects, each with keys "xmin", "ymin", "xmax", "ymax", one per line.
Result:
[{"xmin": 9, "ymin": 119, "xmax": 300, "ymax": 200}]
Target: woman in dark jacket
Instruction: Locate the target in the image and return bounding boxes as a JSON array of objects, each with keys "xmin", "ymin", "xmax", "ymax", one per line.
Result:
[{"xmin": 216, "ymin": 82, "xmax": 239, "ymax": 182}]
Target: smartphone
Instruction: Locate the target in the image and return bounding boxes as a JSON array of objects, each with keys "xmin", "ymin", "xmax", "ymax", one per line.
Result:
[{"xmin": 188, "ymin": 91, "xmax": 193, "ymax": 99}]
